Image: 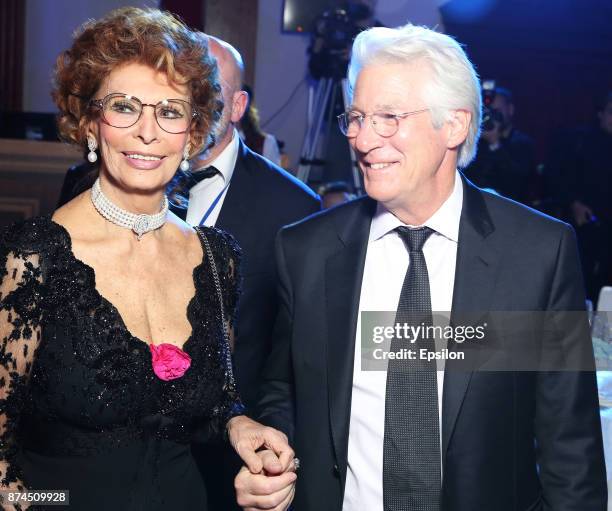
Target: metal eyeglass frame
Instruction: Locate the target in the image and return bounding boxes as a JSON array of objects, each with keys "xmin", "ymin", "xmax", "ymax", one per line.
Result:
[{"xmin": 89, "ymin": 93, "xmax": 199, "ymax": 134}]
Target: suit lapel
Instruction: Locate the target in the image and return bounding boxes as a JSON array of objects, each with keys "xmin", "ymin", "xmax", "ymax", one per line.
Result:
[
  {"xmin": 442, "ymin": 176, "xmax": 501, "ymax": 462},
  {"xmin": 215, "ymin": 140, "xmax": 252, "ymax": 235},
  {"xmin": 325, "ymin": 197, "xmax": 376, "ymax": 482},
  {"xmin": 323, "ymin": 184, "xmax": 502, "ymax": 477}
]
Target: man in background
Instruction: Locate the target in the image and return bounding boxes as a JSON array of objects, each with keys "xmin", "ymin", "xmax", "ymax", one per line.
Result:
[
  {"xmin": 178, "ymin": 35, "xmax": 320, "ymax": 510},
  {"xmin": 464, "ymin": 85, "xmax": 535, "ymax": 204},
  {"xmin": 555, "ymin": 91, "xmax": 612, "ymax": 300},
  {"xmin": 317, "ymin": 180, "xmax": 356, "ymax": 209}
]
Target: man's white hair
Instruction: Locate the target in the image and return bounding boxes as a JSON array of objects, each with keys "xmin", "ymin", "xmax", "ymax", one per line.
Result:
[{"xmin": 348, "ymin": 24, "xmax": 482, "ymax": 168}]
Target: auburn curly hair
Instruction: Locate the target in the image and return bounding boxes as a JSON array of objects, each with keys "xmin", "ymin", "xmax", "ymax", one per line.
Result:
[{"xmin": 52, "ymin": 7, "xmax": 221, "ymax": 157}]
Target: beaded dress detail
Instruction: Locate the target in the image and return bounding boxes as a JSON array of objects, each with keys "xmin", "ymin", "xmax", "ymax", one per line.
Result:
[{"xmin": 0, "ymin": 215, "xmax": 243, "ymax": 510}]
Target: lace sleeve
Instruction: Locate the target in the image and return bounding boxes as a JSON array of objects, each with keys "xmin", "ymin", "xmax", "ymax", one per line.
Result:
[
  {"xmin": 200, "ymin": 228, "xmax": 245, "ymax": 426},
  {"xmin": 212, "ymin": 230, "xmax": 241, "ymax": 336},
  {"xmin": 0, "ymin": 240, "xmax": 44, "ymax": 494}
]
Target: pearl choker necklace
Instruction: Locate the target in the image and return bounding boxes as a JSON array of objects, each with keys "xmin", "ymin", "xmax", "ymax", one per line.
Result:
[{"xmin": 91, "ymin": 178, "xmax": 169, "ymax": 240}]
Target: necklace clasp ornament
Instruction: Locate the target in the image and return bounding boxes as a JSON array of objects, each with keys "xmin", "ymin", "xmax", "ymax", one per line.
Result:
[{"xmin": 133, "ymin": 215, "xmax": 151, "ymax": 241}]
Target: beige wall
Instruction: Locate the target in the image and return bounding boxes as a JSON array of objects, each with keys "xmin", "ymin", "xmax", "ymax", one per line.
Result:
[{"xmin": 0, "ymin": 139, "xmax": 82, "ymax": 227}]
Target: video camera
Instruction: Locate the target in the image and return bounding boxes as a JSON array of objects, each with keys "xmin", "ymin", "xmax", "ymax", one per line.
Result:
[
  {"xmin": 482, "ymin": 80, "xmax": 504, "ymax": 131},
  {"xmin": 308, "ymin": 2, "xmax": 373, "ymax": 80}
]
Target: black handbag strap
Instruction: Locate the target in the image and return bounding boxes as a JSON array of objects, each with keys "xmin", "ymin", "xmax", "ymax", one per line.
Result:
[{"xmin": 195, "ymin": 227, "xmax": 236, "ymax": 389}]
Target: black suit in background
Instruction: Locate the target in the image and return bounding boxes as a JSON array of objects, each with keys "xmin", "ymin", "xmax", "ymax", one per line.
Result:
[
  {"xmin": 175, "ymin": 139, "xmax": 321, "ymax": 408},
  {"xmin": 57, "ymin": 161, "xmax": 97, "ymax": 208},
  {"xmin": 464, "ymin": 128, "xmax": 535, "ymax": 205},
  {"xmin": 555, "ymin": 124, "xmax": 612, "ymax": 300},
  {"xmin": 258, "ymin": 176, "xmax": 606, "ymax": 510}
]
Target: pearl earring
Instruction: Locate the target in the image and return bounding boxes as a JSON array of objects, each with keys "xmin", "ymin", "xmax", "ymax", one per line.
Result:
[
  {"xmin": 87, "ymin": 136, "xmax": 98, "ymax": 163},
  {"xmin": 180, "ymin": 147, "xmax": 190, "ymax": 172}
]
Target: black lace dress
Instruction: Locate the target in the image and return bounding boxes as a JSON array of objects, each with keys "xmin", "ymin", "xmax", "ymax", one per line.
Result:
[{"xmin": 0, "ymin": 216, "xmax": 244, "ymax": 510}]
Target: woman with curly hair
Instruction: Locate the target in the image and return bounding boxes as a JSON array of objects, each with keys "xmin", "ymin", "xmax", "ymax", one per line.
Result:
[{"xmin": 0, "ymin": 7, "xmax": 292, "ymax": 510}]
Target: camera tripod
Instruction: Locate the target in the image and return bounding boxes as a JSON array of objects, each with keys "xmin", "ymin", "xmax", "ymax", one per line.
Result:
[{"xmin": 296, "ymin": 77, "xmax": 362, "ymax": 192}]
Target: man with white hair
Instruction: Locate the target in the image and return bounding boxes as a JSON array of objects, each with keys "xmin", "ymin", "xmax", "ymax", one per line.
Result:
[{"xmin": 231, "ymin": 24, "xmax": 606, "ymax": 510}]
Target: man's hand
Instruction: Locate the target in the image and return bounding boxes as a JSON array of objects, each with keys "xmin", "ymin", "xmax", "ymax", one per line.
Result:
[
  {"xmin": 571, "ymin": 200, "xmax": 594, "ymax": 227},
  {"xmin": 235, "ymin": 450, "xmax": 297, "ymax": 511},
  {"xmin": 227, "ymin": 416, "xmax": 294, "ymax": 474}
]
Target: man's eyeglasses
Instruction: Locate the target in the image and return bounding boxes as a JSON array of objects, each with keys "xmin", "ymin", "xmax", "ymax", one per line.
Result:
[
  {"xmin": 337, "ymin": 108, "xmax": 429, "ymax": 138},
  {"xmin": 89, "ymin": 93, "xmax": 198, "ymax": 134}
]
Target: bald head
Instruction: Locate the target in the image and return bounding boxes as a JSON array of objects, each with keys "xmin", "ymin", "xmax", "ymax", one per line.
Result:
[
  {"xmin": 194, "ymin": 35, "xmax": 248, "ymax": 166},
  {"xmin": 208, "ymin": 36, "xmax": 244, "ymax": 92}
]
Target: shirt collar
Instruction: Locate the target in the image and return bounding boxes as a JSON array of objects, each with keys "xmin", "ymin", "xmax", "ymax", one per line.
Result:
[
  {"xmin": 369, "ymin": 171, "xmax": 463, "ymax": 243},
  {"xmin": 193, "ymin": 128, "xmax": 239, "ymax": 184}
]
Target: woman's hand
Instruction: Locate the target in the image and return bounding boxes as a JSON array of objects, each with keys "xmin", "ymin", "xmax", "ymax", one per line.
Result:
[{"xmin": 234, "ymin": 449, "xmax": 297, "ymax": 511}]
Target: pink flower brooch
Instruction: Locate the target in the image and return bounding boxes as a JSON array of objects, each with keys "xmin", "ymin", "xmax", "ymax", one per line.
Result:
[{"xmin": 149, "ymin": 343, "xmax": 191, "ymax": 381}]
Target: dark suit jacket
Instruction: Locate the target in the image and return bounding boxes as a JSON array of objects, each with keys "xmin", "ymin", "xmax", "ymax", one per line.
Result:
[
  {"xmin": 174, "ymin": 140, "xmax": 321, "ymax": 409},
  {"xmin": 57, "ymin": 162, "xmax": 97, "ymax": 208},
  {"xmin": 258, "ymin": 176, "xmax": 606, "ymax": 510},
  {"xmin": 177, "ymin": 141, "xmax": 319, "ymax": 510}
]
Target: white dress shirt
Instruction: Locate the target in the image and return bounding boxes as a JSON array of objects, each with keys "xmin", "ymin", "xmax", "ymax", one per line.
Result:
[
  {"xmin": 185, "ymin": 129, "xmax": 239, "ymax": 227},
  {"xmin": 342, "ymin": 173, "xmax": 463, "ymax": 511}
]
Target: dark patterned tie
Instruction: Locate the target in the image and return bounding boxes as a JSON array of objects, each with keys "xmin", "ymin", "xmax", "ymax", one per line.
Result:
[
  {"xmin": 383, "ymin": 226, "xmax": 441, "ymax": 511},
  {"xmin": 185, "ymin": 166, "xmax": 218, "ymax": 190}
]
